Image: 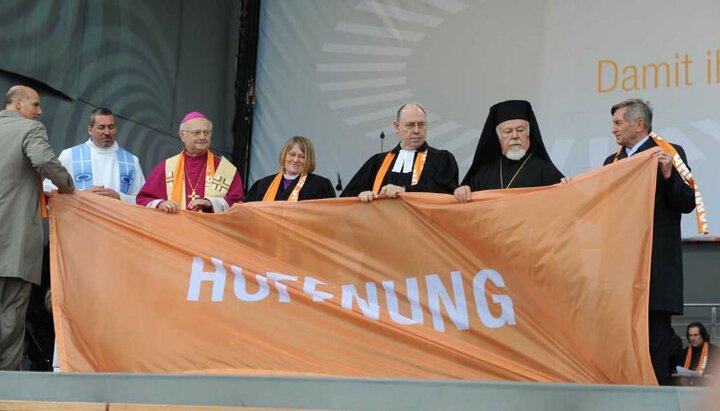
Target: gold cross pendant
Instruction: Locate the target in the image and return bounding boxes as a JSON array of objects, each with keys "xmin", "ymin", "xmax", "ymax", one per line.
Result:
[{"xmin": 188, "ymin": 190, "xmax": 199, "ymax": 201}]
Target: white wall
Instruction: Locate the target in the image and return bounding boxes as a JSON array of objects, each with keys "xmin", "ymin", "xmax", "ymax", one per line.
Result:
[{"xmin": 251, "ymin": 0, "xmax": 720, "ymax": 237}]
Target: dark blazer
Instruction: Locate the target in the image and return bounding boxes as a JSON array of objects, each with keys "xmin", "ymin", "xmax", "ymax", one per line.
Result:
[
  {"xmin": 245, "ymin": 172, "xmax": 336, "ymax": 202},
  {"xmin": 603, "ymin": 138, "xmax": 695, "ymax": 314}
]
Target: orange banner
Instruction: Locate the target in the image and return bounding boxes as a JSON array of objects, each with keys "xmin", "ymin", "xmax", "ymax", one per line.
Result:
[{"xmin": 50, "ymin": 150, "xmax": 660, "ymax": 384}]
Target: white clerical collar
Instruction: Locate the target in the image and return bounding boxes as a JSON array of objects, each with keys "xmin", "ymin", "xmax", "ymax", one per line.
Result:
[
  {"xmin": 283, "ymin": 173, "xmax": 299, "ymax": 180},
  {"xmin": 392, "ymin": 148, "xmax": 416, "ymax": 173},
  {"xmin": 86, "ymin": 138, "xmax": 119, "ymax": 153},
  {"xmin": 625, "ymin": 135, "xmax": 650, "ymax": 157}
]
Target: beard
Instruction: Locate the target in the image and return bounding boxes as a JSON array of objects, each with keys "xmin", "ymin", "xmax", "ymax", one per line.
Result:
[{"xmin": 504, "ymin": 147, "xmax": 527, "ymax": 161}]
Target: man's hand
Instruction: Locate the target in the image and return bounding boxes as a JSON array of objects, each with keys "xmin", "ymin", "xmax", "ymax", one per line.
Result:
[
  {"xmin": 379, "ymin": 184, "xmax": 405, "ymax": 198},
  {"xmin": 653, "ymin": 150, "xmax": 673, "ymax": 179},
  {"xmin": 358, "ymin": 190, "xmax": 378, "ymax": 203},
  {"xmin": 560, "ymin": 177, "xmax": 573, "ymax": 184},
  {"xmin": 453, "ymin": 185, "xmax": 472, "ymax": 203},
  {"xmin": 188, "ymin": 198, "xmax": 212, "ymax": 211},
  {"xmin": 87, "ymin": 185, "xmax": 121, "ymax": 200},
  {"xmin": 158, "ymin": 200, "xmax": 179, "ymax": 213}
]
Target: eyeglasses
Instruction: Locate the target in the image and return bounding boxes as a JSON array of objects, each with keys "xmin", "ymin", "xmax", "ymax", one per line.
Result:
[
  {"xmin": 401, "ymin": 122, "xmax": 426, "ymax": 130},
  {"xmin": 182, "ymin": 129, "xmax": 212, "ymax": 137}
]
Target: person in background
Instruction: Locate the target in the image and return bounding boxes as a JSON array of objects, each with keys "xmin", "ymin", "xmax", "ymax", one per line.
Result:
[{"xmin": 682, "ymin": 322, "xmax": 718, "ymax": 376}]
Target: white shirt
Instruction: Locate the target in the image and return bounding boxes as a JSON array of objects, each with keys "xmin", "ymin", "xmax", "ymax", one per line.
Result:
[
  {"xmin": 44, "ymin": 139, "xmax": 145, "ymax": 203},
  {"xmin": 625, "ymin": 135, "xmax": 651, "ymax": 157}
]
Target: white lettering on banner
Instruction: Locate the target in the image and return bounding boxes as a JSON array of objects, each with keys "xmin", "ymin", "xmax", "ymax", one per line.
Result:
[
  {"xmin": 266, "ymin": 272, "xmax": 298, "ymax": 303},
  {"xmin": 696, "ymin": 188, "xmax": 706, "ymax": 214},
  {"xmin": 383, "ymin": 278, "xmax": 423, "ymax": 325},
  {"xmin": 672, "ymin": 153, "xmax": 692, "ymax": 180},
  {"xmin": 303, "ymin": 277, "xmax": 333, "ymax": 302},
  {"xmin": 232, "ymin": 265, "xmax": 270, "ymax": 302},
  {"xmin": 186, "ymin": 257, "xmax": 517, "ymax": 331},
  {"xmin": 473, "ymin": 269, "xmax": 516, "ymax": 328},
  {"xmin": 187, "ymin": 257, "xmax": 226, "ymax": 302},
  {"xmin": 426, "ymin": 271, "xmax": 468, "ymax": 332},
  {"xmin": 341, "ymin": 282, "xmax": 380, "ymax": 320}
]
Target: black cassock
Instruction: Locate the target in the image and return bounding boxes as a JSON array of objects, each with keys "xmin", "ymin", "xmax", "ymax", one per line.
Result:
[
  {"xmin": 467, "ymin": 152, "xmax": 564, "ymax": 190},
  {"xmin": 245, "ymin": 173, "xmax": 336, "ymax": 202},
  {"xmin": 340, "ymin": 142, "xmax": 458, "ymax": 197}
]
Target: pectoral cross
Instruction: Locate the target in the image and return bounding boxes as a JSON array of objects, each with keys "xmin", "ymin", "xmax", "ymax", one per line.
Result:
[{"xmin": 188, "ymin": 189, "xmax": 199, "ymax": 201}]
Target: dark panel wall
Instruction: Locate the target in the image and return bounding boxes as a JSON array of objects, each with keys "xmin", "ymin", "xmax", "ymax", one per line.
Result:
[
  {"xmin": 683, "ymin": 242, "xmax": 720, "ymax": 303},
  {"xmin": 0, "ymin": 0, "xmax": 240, "ymax": 175},
  {"xmin": 0, "ymin": 1, "xmax": 85, "ymax": 98},
  {"xmin": 675, "ymin": 241, "xmax": 720, "ymax": 344}
]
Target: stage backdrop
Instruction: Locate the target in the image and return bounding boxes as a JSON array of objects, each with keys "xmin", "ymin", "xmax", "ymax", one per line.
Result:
[
  {"xmin": 0, "ymin": 0, "xmax": 240, "ymax": 175},
  {"xmin": 249, "ymin": 0, "xmax": 718, "ymax": 237},
  {"xmin": 51, "ymin": 150, "xmax": 660, "ymax": 385}
]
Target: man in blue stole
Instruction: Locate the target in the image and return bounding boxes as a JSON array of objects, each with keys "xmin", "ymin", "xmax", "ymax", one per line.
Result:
[{"xmin": 44, "ymin": 107, "xmax": 145, "ymax": 203}]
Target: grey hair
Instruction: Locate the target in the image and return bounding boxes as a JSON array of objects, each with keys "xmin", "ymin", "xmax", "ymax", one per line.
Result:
[
  {"xmin": 179, "ymin": 118, "xmax": 213, "ymax": 132},
  {"xmin": 611, "ymin": 98, "xmax": 653, "ymax": 132},
  {"xmin": 495, "ymin": 119, "xmax": 530, "ymax": 140}
]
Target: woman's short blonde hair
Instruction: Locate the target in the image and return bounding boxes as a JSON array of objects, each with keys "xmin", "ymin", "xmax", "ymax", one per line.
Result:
[{"xmin": 278, "ymin": 136, "xmax": 316, "ymax": 173}]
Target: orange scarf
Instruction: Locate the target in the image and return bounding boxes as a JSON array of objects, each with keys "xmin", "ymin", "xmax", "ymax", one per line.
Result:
[
  {"xmin": 372, "ymin": 149, "xmax": 428, "ymax": 193},
  {"xmin": 39, "ymin": 181, "xmax": 48, "ymax": 220},
  {"xmin": 683, "ymin": 342, "xmax": 709, "ymax": 374},
  {"xmin": 171, "ymin": 150, "xmax": 216, "ymax": 205},
  {"xmin": 262, "ymin": 171, "xmax": 308, "ymax": 202},
  {"xmin": 613, "ymin": 133, "xmax": 708, "ymax": 235}
]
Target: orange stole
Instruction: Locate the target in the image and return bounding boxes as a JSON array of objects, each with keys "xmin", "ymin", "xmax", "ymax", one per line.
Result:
[
  {"xmin": 372, "ymin": 149, "xmax": 427, "ymax": 193},
  {"xmin": 170, "ymin": 150, "xmax": 216, "ymax": 207},
  {"xmin": 683, "ymin": 342, "xmax": 709, "ymax": 374},
  {"xmin": 262, "ymin": 171, "xmax": 308, "ymax": 202}
]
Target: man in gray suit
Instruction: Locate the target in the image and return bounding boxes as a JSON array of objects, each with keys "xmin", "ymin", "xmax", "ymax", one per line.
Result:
[{"xmin": 0, "ymin": 85, "xmax": 74, "ymax": 370}]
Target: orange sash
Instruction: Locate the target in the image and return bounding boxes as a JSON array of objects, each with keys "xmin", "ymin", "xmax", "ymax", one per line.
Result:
[
  {"xmin": 683, "ymin": 342, "xmax": 709, "ymax": 374},
  {"xmin": 613, "ymin": 133, "xmax": 708, "ymax": 234},
  {"xmin": 39, "ymin": 181, "xmax": 48, "ymax": 220},
  {"xmin": 171, "ymin": 150, "xmax": 216, "ymax": 205},
  {"xmin": 372, "ymin": 149, "xmax": 428, "ymax": 193},
  {"xmin": 262, "ymin": 171, "xmax": 308, "ymax": 202}
]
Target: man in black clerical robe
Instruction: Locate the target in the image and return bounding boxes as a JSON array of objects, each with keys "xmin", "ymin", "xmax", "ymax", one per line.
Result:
[
  {"xmin": 454, "ymin": 100, "xmax": 563, "ymax": 202},
  {"xmin": 341, "ymin": 103, "xmax": 458, "ymax": 202}
]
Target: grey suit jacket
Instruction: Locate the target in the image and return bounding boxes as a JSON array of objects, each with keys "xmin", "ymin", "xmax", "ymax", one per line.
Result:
[{"xmin": 0, "ymin": 109, "xmax": 74, "ymax": 284}]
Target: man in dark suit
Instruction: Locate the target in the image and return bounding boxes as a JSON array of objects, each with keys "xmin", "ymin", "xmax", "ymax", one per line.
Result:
[{"xmin": 603, "ymin": 98, "xmax": 696, "ymax": 385}]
